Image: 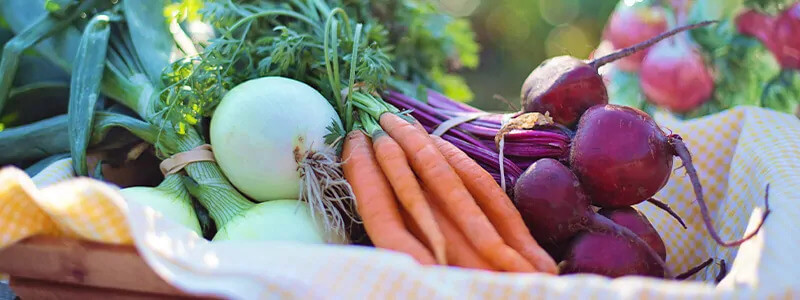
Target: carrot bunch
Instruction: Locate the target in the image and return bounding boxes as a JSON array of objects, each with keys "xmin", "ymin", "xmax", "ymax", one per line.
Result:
[{"xmin": 341, "ymin": 94, "xmax": 557, "ymax": 273}]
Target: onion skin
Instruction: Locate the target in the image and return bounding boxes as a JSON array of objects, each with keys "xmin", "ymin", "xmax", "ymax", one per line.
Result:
[
  {"xmin": 639, "ymin": 39, "xmax": 714, "ymax": 113},
  {"xmin": 604, "ymin": 5, "xmax": 668, "ymax": 72},
  {"xmin": 212, "ymin": 199, "xmax": 330, "ymax": 243},
  {"xmin": 210, "ymin": 77, "xmax": 341, "ymax": 201},
  {"xmin": 120, "ymin": 186, "xmax": 202, "ymax": 236}
]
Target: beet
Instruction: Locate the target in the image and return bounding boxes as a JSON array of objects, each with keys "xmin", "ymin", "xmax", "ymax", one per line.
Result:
[
  {"xmin": 513, "ymin": 158, "xmax": 671, "ymax": 277},
  {"xmin": 570, "ymin": 104, "xmax": 771, "ymax": 247},
  {"xmin": 570, "ymin": 105, "xmax": 673, "ymax": 208},
  {"xmin": 603, "ymin": 3, "xmax": 667, "ymax": 71},
  {"xmin": 736, "ymin": 3, "xmax": 800, "ymax": 70},
  {"xmin": 639, "ymin": 36, "xmax": 714, "ymax": 112},
  {"xmin": 514, "ymin": 158, "xmax": 590, "ymax": 244},
  {"xmin": 559, "ymin": 231, "xmax": 663, "ymax": 278},
  {"xmin": 521, "ymin": 21, "xmax": 716, "ymax": 127},
  {"xmin": 599, "ymin": 207, "xmax": 667, "ymax": 261}
]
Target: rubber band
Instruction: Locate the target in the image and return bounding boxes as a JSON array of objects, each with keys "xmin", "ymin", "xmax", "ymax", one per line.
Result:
[
  {"xmin": 498, "ymin": 116, "xmax": 509, "ymax": 193},
  {"xmin": 431, "ymin": 112, "xmax": 491, "ymax": 137},
  {"xmin": 159, "ymin": 144, "xmax": 215, "ymax": 176}
]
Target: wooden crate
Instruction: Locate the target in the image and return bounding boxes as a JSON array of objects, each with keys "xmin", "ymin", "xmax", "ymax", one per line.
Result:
[{"xmin": 0, "ymin": 236, "xmax": 220, "ymax": 300}]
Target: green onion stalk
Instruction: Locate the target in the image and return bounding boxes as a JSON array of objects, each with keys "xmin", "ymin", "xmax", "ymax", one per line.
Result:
[{"xmin": 1, "ymin": 0, "xmax": 253, "ymax": 232}]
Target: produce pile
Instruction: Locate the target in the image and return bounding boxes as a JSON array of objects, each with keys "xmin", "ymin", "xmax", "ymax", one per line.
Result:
[
  {"xmin": 0, "ymin": 0, "xmax": 772, "ymax": 279},
  {"xmin": 597, "ymin": 0, "xmax": 800, "ymax": 119}
]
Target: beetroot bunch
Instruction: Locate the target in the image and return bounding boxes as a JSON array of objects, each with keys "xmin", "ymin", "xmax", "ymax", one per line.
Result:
[
  {"xmin": 390, "ymin": 14, "xmax": 771, "ymax": 279},
  {"xmin": 510, "ymin": 19, "xmax": 770, "ymax": 278}
]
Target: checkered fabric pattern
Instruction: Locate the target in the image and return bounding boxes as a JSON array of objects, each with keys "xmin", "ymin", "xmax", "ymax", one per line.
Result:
[
  {"xmin": 0, "ymin": 106, "xmax": 797, "ymax": 299},
  {"xmin": 0, "ymin": 161, "xmax": 131, "ymax": 249}
]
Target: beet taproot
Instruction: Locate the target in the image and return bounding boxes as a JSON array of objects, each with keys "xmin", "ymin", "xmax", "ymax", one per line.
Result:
[
  {"xmin": 513, "ymin": 158, "xmax": 672, "ymax": 277},
  {"xmin": 599, "ymin": 206, "xmax": 667, "ymax": 261},
  {"xmin": 521, "ymin": 21, "xmax": 716, "ymax": 127},
  {"xmin": 570, "ymin": 104, "xmax": 771, "ymax": 247},
  {"xmin": 558, "ymin": 231, "xmax": 663, "ymax": 278},
  {"xmin": 570, "ymin": 104, "xmax": 673, "ymax": 208}
]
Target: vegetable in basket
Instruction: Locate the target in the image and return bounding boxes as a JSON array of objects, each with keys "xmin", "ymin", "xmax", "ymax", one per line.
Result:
[
  {"xmin": 211, "ymin": 199, "xmax": 331, "ymax": 243},
  {"xmin": 120, "ymin": 174, "xmax": 202, "ymax": 236},
  {"xmin": 154, "ymin": 0, "xmax": 487, "ymax": 245},
  {"xmin": 210, "ymin": 77, "xmax": 342, "ymax": 202},
  {"xmin": 153, "ymin": 0, "xmax": 557, "ymax": 271},
  {"xmin": 513, "ymin": 158, "xmax": 672, "ymax": 278},
  {"xmin": 344, "ymin": 107, "xmax": 556, "ymax": 272},
  {"xmin": 206, "ymin": 76, "xmax": 349, "ymax": 243}
]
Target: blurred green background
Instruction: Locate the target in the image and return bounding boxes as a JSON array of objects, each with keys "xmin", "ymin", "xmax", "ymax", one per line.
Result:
[{"xmin": 437, "ymin": 0, "xmax": 617, "ymax": 111}]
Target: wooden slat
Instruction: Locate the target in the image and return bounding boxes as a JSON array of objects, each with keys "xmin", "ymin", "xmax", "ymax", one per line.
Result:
[
  {"xmin": 0, "ymin": 236, "xmax": 219, "ymax": 299},
  {"xmin": 10, "ymin": 277, "xmax": 202, "ymax": 300}
]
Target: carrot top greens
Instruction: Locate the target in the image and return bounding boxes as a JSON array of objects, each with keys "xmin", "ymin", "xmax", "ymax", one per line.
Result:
[{"xmin": 159, "ymin": 0, "xmax": 479, "ymax": 142}]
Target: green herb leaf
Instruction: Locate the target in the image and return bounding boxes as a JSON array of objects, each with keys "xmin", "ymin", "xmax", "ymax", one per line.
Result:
[{"xmin": 159, "ymin": 0, "xmax": 479, "ymax": 138}]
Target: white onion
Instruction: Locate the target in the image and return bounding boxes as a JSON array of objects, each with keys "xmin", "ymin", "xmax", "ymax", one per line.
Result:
[{"xmin": 210, "ymin": 77, "xmax": 341, "ymax": 202}]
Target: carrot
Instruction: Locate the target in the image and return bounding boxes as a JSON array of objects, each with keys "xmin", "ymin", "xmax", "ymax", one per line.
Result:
[
  {"xmin": 401, "ymin": 203, "xmax": 495, "ymax": 271},
  {"xmin": 419, "ymin": 187, "xmax": 497, "ymax": 271},
  {"xmin": 342, "ymin": 130, "xmax": 436, "ymax": 265},
  {"xmin": 430, "ymin": 135, "xmax": 558, "ymax": 274},
  {"xmin": 379, "ymin": 113, "xmax": 535, "ymax": 272},
  {"xmin": 372, "ymin": 131, "xmax": 447, "ymax": 265}
]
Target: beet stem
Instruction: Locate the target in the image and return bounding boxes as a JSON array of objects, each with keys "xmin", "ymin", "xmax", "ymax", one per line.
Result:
[
  {"xmin": 715, "ymin": 259, "xmax": 727, "ymax": 283},
  {"xmin": 589, "ymin": 20, "xmax": 719, "ymax": 69},
  {"xmin": 647, "ymin": 198, "xmax": 688, "ymax": 229},
  {"xmin": 676, "ymin": 258, "xmax": 714, "ymax": 280},
  {"xmin": 587, "ymin": 213, "xmax": 675, "ymax": 278},
  {"xmin": 670, "ymin": 136, "xmax": 771, "ymax": 247}
]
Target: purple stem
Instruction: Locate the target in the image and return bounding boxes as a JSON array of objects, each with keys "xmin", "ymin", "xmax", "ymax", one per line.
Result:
[
  {"xmin": 441, "ymin": 134, "xmax": 524, "ymax": 178},
  {"xmin": 490, "ymin": 173, "xmax": 518, "ymax": 189},
  {"xmin": 426, "ymin": 90, "xmax": 482, "ymax": 113},
  {"xmin": 417, "ymin": 117, "xmax": 484, "ymax": 147},
  {"xmin": 387, "ymin": 91, "xmax": 572, "ymax": 142},
  {"xmin": 387, "ymin": 92, "xmax": 506, "ymax": 138},
  {"xmin": 484, "ymin": 143, "xmax": 567, "ymax": 158},
  {"xmin": 441, "ymin": 111, "xmax": 504, "ymax": 126},
  {"xmin": 386, "ymin": 91, "xmax": 452, "ymax": 120}
]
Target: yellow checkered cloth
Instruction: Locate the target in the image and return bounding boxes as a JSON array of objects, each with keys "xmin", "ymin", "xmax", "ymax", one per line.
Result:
[
  {"xmin": 0, "ymin": 159, "xmax": 131, "ymax": 248},
  {"xmin": 0, "ymin": 106, "xmax": 798, "ymax": 299}
]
